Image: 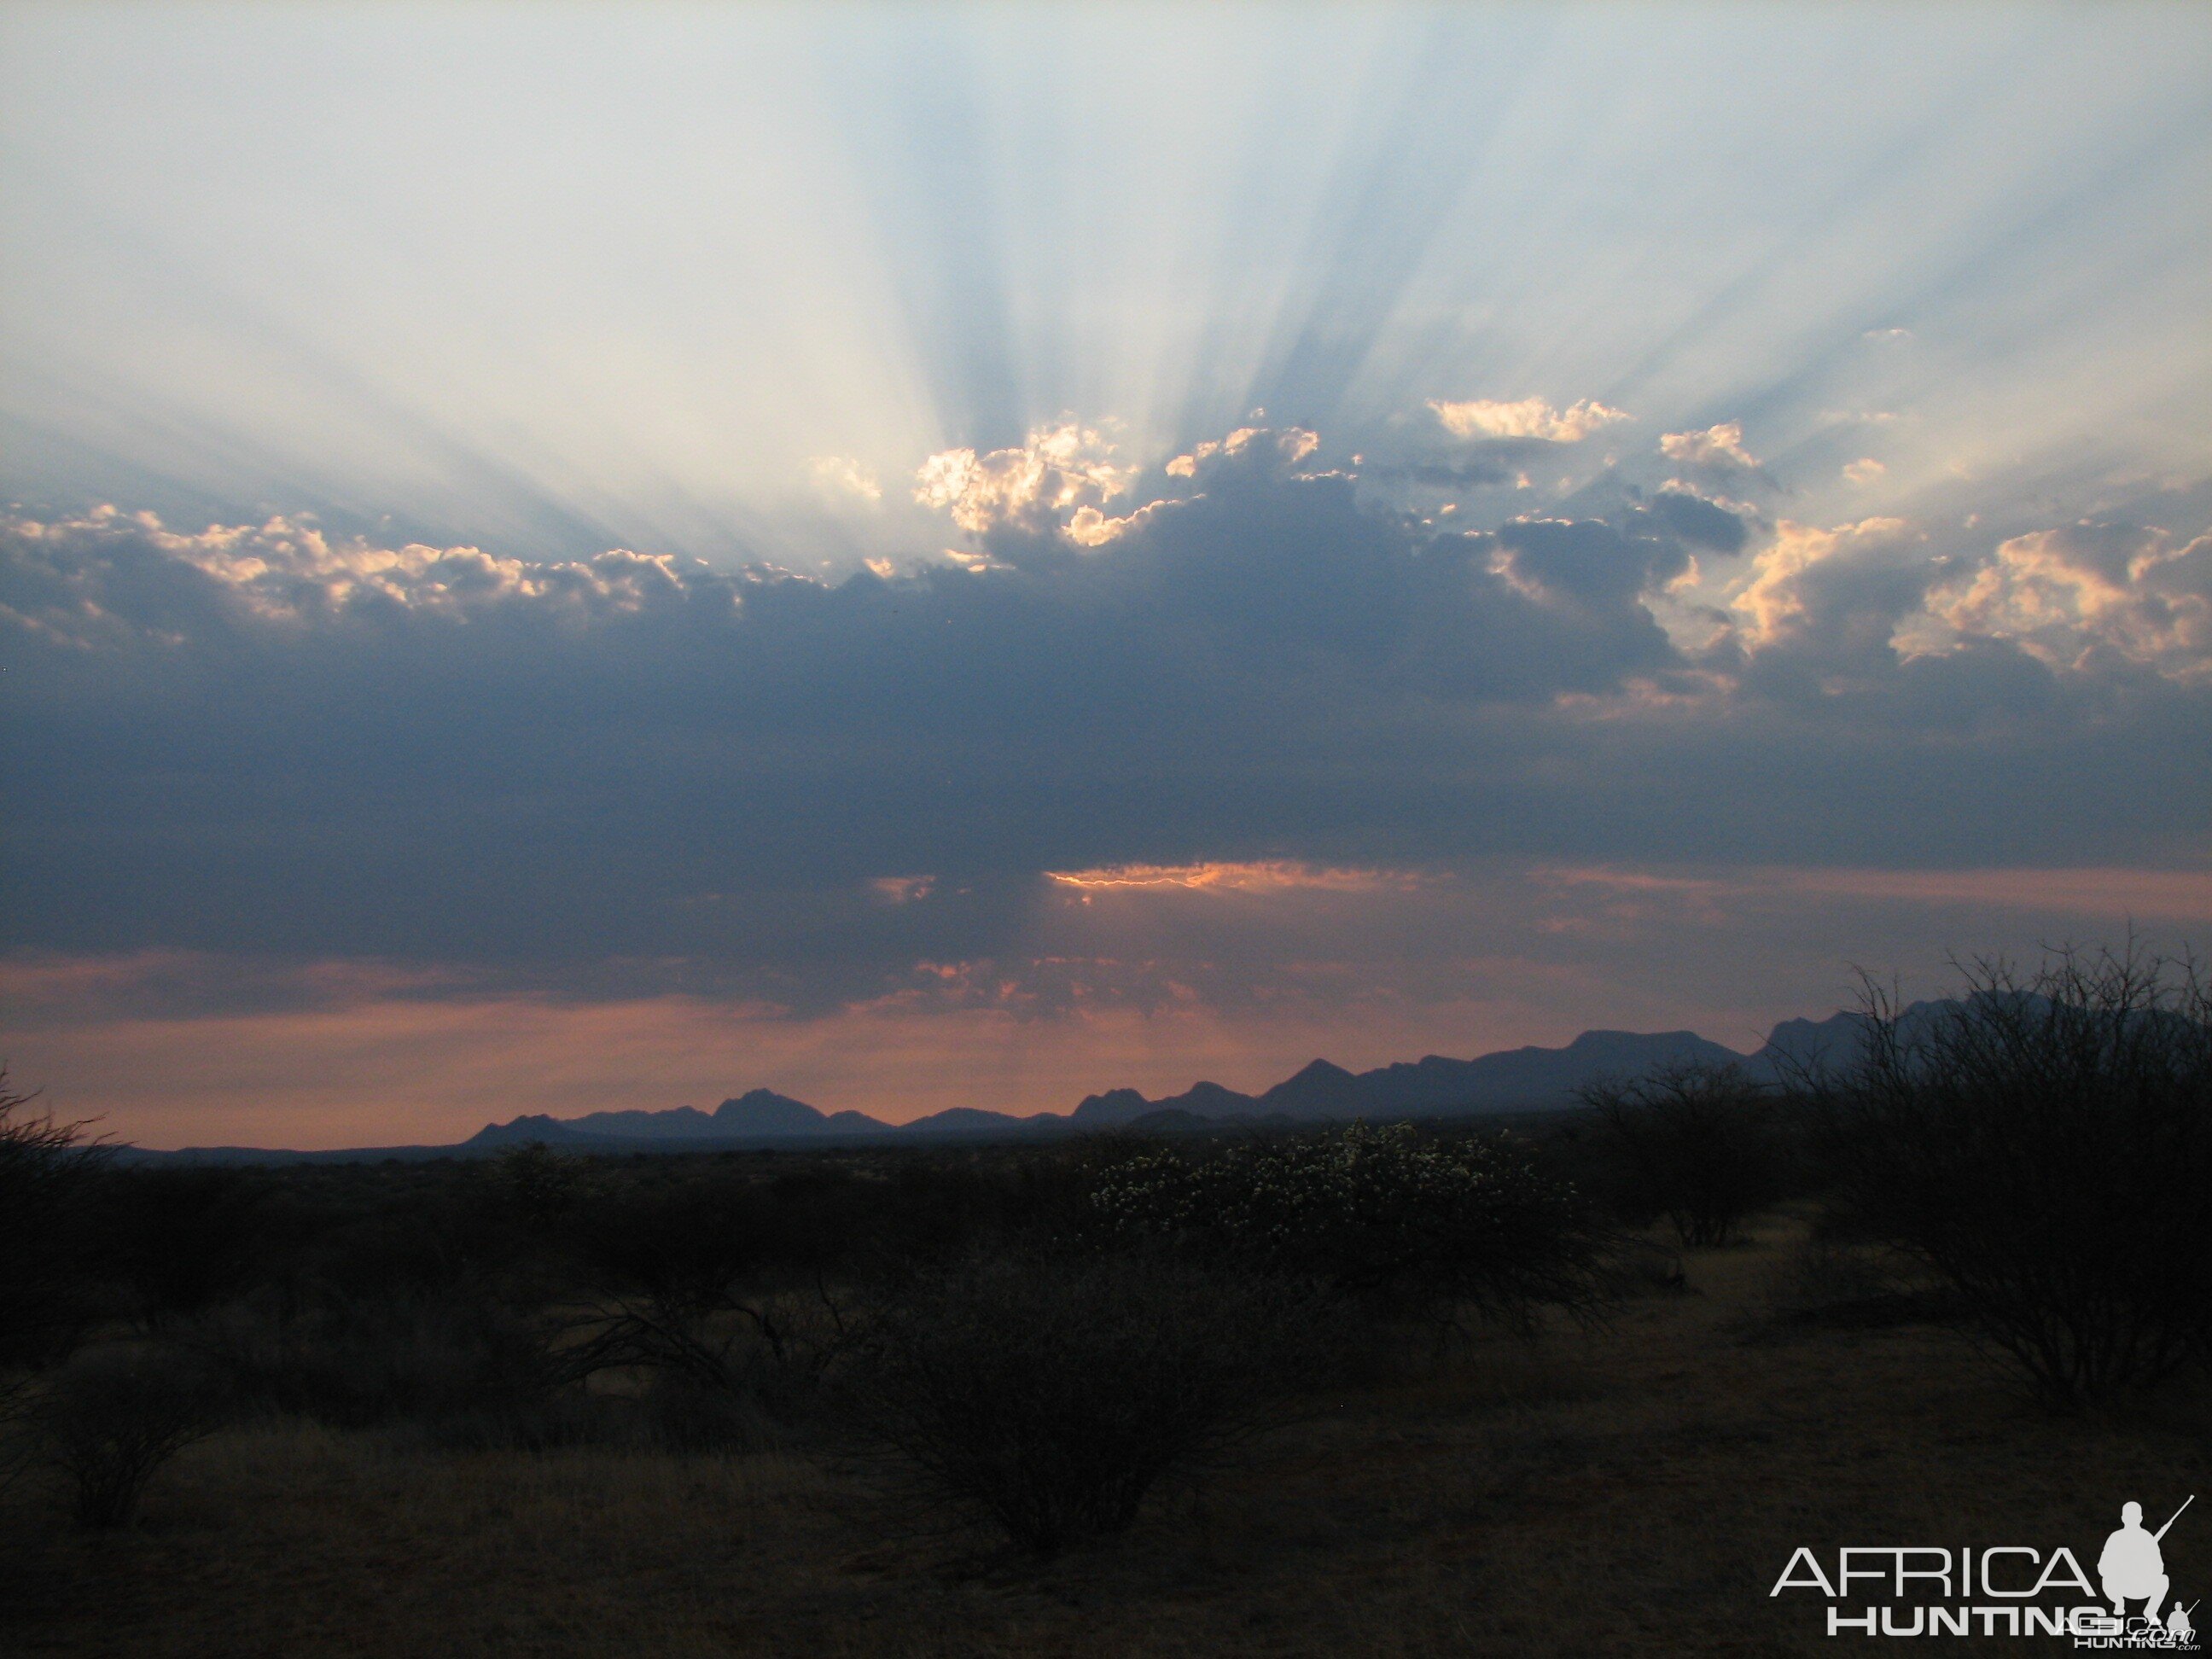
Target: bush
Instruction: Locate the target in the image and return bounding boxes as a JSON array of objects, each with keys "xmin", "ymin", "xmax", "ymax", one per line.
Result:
[
  {"xmin": 2, "ymin": 1071, "xmax": 110, "ymax": 1495},
  {"xmin": 842, "ymin": 1252, "xmax": 1318, "ymax": 1554},
  {"xmin": 571, "ymin": 1179, "xmax": 792, "ymax": 1384},
  {"xmin": 1813, "ymin": 946, "xmax": 2212, "ymax": 1410},
  {"xmin": 0, "ymin": 1069, "xmax": 108, "ymax": 1380},
  {"xmin": 1580, "ymin": 1062, "xmax": 1789, "ymax": 1247},
  {"xmin": 558, "ymin": 1176, "xmax": 859, "ymax": 1440},
  {"xmin": 33, "ymin": 1346, "xmax": 228, "ymax": 1528},
  {"xmin": 489, "ymin": 1141, "xmax": 599, "ymax": 1229},
  {"xmin": 1086, "ymin": 1123, "xmax": 1608, "ymax": 1330}
]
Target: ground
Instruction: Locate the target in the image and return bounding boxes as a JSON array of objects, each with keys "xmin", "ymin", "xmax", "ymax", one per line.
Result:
[{"xmin": 3, "ymin": 1212, "xmax": 2205, "ymax": 1657}]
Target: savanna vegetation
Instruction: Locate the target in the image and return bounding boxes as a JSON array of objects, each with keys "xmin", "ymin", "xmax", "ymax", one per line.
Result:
[{"xmin": 2, "ymin": 946, "xmax": 2207, "ymax": 1656}]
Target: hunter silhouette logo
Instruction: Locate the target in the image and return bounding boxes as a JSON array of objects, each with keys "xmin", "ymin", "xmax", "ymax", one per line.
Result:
[
  {"xmin": 1770, "ymin": 1494, "xmax": 2197, "ymax": 1644},
  {"xmin": 2101, "ymin": 1499, "xmax": 2188, "ymax": 1625}
]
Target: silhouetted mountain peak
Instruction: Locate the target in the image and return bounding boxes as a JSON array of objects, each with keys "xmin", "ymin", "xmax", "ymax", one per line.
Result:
[
  {"xmin": 1752, "ymin": 1011, "xmax": 1870, "ymax": 1077},
  {"xmin": 1071, "ymin": 1086, "xmax": 1153, "ymax": 1125},
  {"xmin": 710, "ymin": 1090, "xmax": 828, "ymax": 1132},
  {"xmin": 899, "ymin": 1107, "xmax": 1058, "ymax": 1134},
  {"xmin": 1157, "ymin": 1080, "xmax": 1258, "ymax": 1114},
  {"xmin": 1258, "ymin": 1058, "xmax": 1366, "ymax": 1118},
  {"xmin": 554, "ymin": 1103, "xmax": 719, "ymax": 1139},
  {"xmin": 1749, "ymin": 998, "xmax": 1980, "ymax": 1080}
]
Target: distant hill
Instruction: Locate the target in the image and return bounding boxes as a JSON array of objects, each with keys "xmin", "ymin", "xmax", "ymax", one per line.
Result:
[
  {"xmin": 461, "ymin": 1089, "xmax": 895, "ymax": 1151},
  {"xmin": 1750, "ymin": 1010, "xmax": 1875, "ymax": 1079},
  {"xmin": 451, "ymin": 1099, "xmax": 1070, "ymax": 1155},
  {"xmin": 1071, "ymin": 1080, "xmax": 1260, "ymax": 1124},
  {"xmin": 512, "ymin": 1088, "xmax": 881, "ymax": 1142},
  {"xmin": 898, "ymin": 1106, "xmax": 1060, "ymax": 1135},
  {"xmin": 541, "ymin": 1089, "xmax": 841, "ymax": 1140},
  {"xmin": 133, "ymin": 1001, "xmax": 1924, "ymax": 1163}
]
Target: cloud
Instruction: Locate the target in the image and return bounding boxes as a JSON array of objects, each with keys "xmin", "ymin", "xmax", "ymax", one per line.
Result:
[
  {"xmin": 1842, "ymin": 457, "xmax": 1887, "ymax": 486},
  {"xmin": 1164, "ymin": 425, "xmax": 1321, "ymax": 480},
  {"xmin": 1644, "ymin": 485, "xmax": 1753, "ymax": 554},
  {"xmin": 1928, "ymin": 523, "xmax": 2212, "ymax": 680},
  {"xmin": 1659, "ymin": 421, "xmax": 1761, "ymax": 472},
  {"xmin": 4, "ymin": 438, "xmax": 2207, "ymax": 1015},
  {"xmin": 1428, "ymin": 397, "xmax": 1632, "ymax": 443},
  {"xmin": 1492, "ymin": 515, "xmax": 1694, "ymax": 611},
  {"xmin": 1727, "ymin": 515, "xmax": 1918, "ymax": 649},
  {"xmin": 0, "ymin": 504, "xmax": 707, "ymax": 635},
  {"xmin": 914, "ymin": 421, "xmax": 1138, "ymax": 538},
  {"xmin": 0, "ymin": 452, "xmax": 1716, "ymax": 972}
]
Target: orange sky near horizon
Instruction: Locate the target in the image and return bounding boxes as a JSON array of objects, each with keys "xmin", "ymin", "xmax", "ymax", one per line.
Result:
[{"xmin": 8, "ymin": 861, "xmax": 2204, "ymax": 1150}]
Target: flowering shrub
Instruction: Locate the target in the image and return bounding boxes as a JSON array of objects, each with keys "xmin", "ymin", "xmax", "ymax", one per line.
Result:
[{"xmin": 1086, "ymin": 1124, "xmax": 1606, "ymax": 1327}]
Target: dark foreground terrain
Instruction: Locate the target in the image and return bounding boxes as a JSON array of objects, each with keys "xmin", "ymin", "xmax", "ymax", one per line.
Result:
[{"xmin": 3, "ymin": 1199, "xmax": 2204, "ymax": 1658}]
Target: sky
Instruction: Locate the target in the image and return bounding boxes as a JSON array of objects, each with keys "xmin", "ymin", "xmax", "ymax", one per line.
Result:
[{"xmin": 3, "ymin": 2, "xmax": 2209, "ymax": 1148}]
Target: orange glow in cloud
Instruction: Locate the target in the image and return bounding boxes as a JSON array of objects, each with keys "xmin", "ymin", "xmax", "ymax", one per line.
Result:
[
  {"xmin": 1045, "ymin": 861, "xmax": 1432, "ymax": 894},
  {"xmin": 866, "ymin": 875, "xmax": 936, "ymax": 905}
]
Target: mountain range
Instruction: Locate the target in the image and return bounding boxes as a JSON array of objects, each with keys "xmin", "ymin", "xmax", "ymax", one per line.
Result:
[
  {"xmin": 445, "ymin": 1006, "xmax": 1883, "ymax": 1155},
  {"xmin": 128, "ymin": 1003, "xmax": 1906, "ymax": 1162}
]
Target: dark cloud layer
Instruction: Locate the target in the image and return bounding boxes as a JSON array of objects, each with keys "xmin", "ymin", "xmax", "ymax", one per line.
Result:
[{"xmin": 4, "ymin": 445, "xmax": 2208, "ymax": 991}]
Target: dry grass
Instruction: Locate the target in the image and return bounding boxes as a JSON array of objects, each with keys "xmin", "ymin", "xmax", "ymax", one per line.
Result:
[{"xmin": 4, "ymin": 1214, "xmax": 2205, "ymax": 1657}]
